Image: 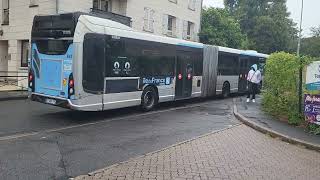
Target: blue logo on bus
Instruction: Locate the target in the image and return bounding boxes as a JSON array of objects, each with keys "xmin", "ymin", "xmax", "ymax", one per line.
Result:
[
  {"xmin": 165, "ymin": 77, "xmax": 171, "ymax": 85},
  {"xmin": 142, "ymin": 77, "xmax": 172, "ymax": 86}
]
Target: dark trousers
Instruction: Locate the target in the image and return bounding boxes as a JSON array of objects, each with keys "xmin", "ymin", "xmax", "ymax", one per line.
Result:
[{"xmin": 247, "ymin": 82, "xmax": 258, "ymax": 99}]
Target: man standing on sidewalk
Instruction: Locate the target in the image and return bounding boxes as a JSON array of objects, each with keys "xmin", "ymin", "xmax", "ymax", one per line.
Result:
[{"xmin": 247, "ymin": 64, "xmax": 262, "ymax": 103}]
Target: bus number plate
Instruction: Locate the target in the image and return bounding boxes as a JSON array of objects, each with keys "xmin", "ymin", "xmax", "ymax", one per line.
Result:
[{"xmin": 45, "ymin": 99, "xmax": 57, "ymax": 105}]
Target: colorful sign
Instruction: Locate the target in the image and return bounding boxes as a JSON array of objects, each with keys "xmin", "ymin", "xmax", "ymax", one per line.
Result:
[
  {"xmin": 304, "ymin": 94, "xmax": 320, "ymax": 125},
  {"xmin": 306, "ymin": 61, "xmax": 320, "ymax": 90}
]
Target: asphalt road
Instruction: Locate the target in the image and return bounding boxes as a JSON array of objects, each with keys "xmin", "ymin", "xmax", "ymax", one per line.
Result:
[{"xmin": 0, "ymin": 98, "xmax": 239, "ymax": 180}]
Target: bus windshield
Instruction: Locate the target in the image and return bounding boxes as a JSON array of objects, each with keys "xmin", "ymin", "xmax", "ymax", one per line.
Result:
[{"xmin": 32, "ymin": 13, "xmax": 78, "ymax": 39}]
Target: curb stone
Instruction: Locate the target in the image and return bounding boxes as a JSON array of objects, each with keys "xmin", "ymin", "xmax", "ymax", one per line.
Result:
[
  {"xmin": 0, "ymin": 91, "xmax": 28, "ymax": 101},
  {"xmin": 70, "ymin": 123, "xmax": 243, "ymax": 179},
  {"xmin": 233, "ymin": 98, "xmax": 320, "ymax": 152}
]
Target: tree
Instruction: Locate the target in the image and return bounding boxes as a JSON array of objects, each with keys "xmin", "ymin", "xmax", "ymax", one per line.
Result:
[
  {"xmin": 289, "ymin": 27, "xmax": 320, "ymax": 58},
  {"xmin": 224, "ymin": 0, "xmax": 297, "ymax": 54},
  {"xmin": 224, "ymin": 0, "xmax": 239, "ymax": 15},
  {"xmin": 199, "ymin": 7, "xmax": 247, "ymax": 49},
  {"xmin": 311, "ymin": 26, "xmax": 320, "ymax": 37},
  {"xmin": 300, "ymin": 37, "xmax": 320, "ymax": 57}
]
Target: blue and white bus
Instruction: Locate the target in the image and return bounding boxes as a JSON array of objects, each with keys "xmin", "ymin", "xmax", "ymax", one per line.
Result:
[{"xmin": 29, "ymin": 12, "xmax": 268, "ymax": 111}]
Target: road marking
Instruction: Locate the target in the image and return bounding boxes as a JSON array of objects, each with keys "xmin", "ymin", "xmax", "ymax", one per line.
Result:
[
  {"xmin": 0, "ymin": 100, "xmax": 229, "ymax": 142},
  {"xmin": 0, "ymin": 132, "xmax": 38, "ymax": 141}
]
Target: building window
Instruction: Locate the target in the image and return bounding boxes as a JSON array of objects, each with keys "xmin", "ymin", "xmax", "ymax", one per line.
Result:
[
  {"xmin": 93, "ymin": 0, "xmax": 111, "ymax": 12},
  {"xmin": 168, "ymin": 16, "xmax": 174, "ymax": 31},
  {"xmin": 29, "ymin": 0, "xmax": 39, "ymax": 7},
  {"xmin": 183, "ymin": 21, "xmax": 195, "ymax": 41},
  {"xmin": 143, "ymin": 7, "xmax": 155, "ymax": 33},
  {"xmin": 168, "ymin": 0, "xmax": 177, "ymax": 4},
  {"xmin": 188, "ymin": 0, "xmax": 196, "ymax": 11},
  {"xmin": 163, "ymin": 15, "xmax": 177, "ymax": 37},
  {"xmin": 2, "ymin": 0, "xmax": 9, "ymax": 25},
  {"xmin": 187, "ymin": 21, "xmax": 194, "ymax": 39},
  {"xmin": 21, "ymin": 41, "xmax": 29, "ymax": 68}
]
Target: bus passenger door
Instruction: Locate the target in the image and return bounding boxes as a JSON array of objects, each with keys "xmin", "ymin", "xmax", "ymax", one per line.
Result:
[{"xmin": 175, "ymin": 51, "xmax": 193, "ymax": 99}]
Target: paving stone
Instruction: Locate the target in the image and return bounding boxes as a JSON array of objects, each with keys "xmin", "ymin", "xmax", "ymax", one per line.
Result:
[{"xmin": 75, "ymin": 125, "xmax": 320, "ymax": 180}]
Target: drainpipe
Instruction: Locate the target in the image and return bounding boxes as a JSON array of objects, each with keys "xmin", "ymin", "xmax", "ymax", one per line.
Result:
[
  {"xmin": 199, "ymin": 0, "xmax": 204, "ymax": 42},
  {"xmin": 56, "ymin": 0, "xmax": 59, "ymax": 14}
]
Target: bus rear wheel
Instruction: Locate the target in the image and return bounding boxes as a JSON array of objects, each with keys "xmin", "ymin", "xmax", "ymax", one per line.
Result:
[
  {"xmin": 141, "ymin": 86, "xmax": 158, "ymax": 111},
  {"xmin": 222, "ymin": 82, "xmax": 230, "ymax": 98}
]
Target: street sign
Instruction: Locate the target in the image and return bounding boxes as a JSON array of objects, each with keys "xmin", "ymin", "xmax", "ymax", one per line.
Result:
[
  {"xmin": 305, "ymin": 61, "xmax": 320, "ymax": 91},
  {"xmin": 304, "ymin": 94, "xmax": 320, "ymax": 125}
]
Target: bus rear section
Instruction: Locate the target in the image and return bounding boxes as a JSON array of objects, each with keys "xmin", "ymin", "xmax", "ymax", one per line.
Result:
[{"xmin": 29, "ymin": 13, "xmax": 77, "ymax": 108}]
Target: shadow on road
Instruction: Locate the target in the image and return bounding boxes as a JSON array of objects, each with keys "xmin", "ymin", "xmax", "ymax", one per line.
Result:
[
  {"xmin": 36, "ymin": 94, "xmax": 234, "ymax": 124},
  {"xmin": 0, "ymin": 94, "xmax": 237, "ymax": 138}
]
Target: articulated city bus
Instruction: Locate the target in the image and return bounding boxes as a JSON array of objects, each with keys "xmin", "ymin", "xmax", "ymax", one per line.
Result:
[{"xmin": 29, "ymin": 12, "xmax": 268, "ymax": 111}]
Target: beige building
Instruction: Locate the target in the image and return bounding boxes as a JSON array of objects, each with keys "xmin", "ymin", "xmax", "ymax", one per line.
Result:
[{"xmin": 0, "ymin": 0, "xmax": 202, "ymax": 89}]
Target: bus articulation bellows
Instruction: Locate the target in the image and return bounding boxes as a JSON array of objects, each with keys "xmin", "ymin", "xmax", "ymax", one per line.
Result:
[{"xmin": 29, "ymin": 12, "xmax": 268, "ymax": 111}]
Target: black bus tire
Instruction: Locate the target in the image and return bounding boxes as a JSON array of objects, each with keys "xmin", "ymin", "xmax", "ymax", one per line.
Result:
[
  {"xmin": 141, "ymin": 86, "xmax": 158, "ymax": 111},
  {"xmin": 222, "ymin": 82, "xmax": 230, "ymax": 98}
]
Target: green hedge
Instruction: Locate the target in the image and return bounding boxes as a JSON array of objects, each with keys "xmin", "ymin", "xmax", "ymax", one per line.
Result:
[
  {"xmin": 262, "ymin": 52, "xmax": 305, "ymax": 125},
  {"xmin": 262, "ymin": 52, "xmax": 320, "ymax": 134}
]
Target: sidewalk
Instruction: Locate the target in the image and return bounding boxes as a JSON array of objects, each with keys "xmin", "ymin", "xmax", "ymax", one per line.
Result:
[
  {"xmin": 74, "ymin": 124, "xmax": 320, "ymax": 180},
  {"xmin": 234, "ymin": 96, "xmax": 320, "ymax": 149},
  {"xmin": 0, "ymin": 90, "xmax": 28, "ymax": 101},
  {"xmin": 0, "ymin": 84, "xmax": 28, "ymax": 101}
]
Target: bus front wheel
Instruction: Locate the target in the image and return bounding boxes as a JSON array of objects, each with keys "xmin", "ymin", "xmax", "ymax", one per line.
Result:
[
  {"xmin": 222, "ymin": 82, "xmax": 230, "ymax": 98},
  {"xmin": 141, "ymin": 86, "xmax": 158, "ymax": 111}
]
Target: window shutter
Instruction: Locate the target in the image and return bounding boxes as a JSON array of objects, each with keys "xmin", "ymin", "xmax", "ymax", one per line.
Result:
[
  {"xmin": 144, "ymin": 7, "xmax": 149, "ymax": 31},
  {"xmin": 162, "ymin": 14, "xmax": 168, "ymax": 34},
  {"xmin": 191, "ymin": 23, "xmax": 196, "ymax": 41},
  {"xmin": 193, "ymin": 0, "xmax": 196, "ymax": 10},
  {"xmin": 149, "ymin": 10, "xmax": 155, "ymax": 32},
  {"xmin": 189, "ymin": 0, "xmax": 196, "ymax": 10},
  {"xmin": 183, "ymin": 20, "xmax": 188, "ymax": 39},
  {"xmin": 175, "ymin": 18, "xmax": 179, "ymax": 37},
  {"xmin": 3, "ymin": 0, "xmax": 9, "ymax": 9}
]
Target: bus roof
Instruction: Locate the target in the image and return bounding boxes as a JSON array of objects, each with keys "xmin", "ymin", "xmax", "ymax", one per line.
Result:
[
  {"xmin": 241, "ymin": 50, "xmax": 269, "ymax": 58},
  {"xmin": 76, "ymin": 14, "xmax": 268, "ymax": 58},
  {"xmin": 77, "ymin": 15, "xmax": 204, "ymax": 49},
  {"xmin": 218, "ymin": 47, "xmax": 269, "ymax": 58}
]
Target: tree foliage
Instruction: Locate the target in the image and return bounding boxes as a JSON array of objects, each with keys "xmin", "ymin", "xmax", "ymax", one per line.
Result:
[
  {"xmin": 224, "ymin": 0, "xmax": 239, "ymax": 14},
  {"xmin": 223, "ymin": 0, "xmax": 297, "ymax": 54},
  {"xmin": 289, "ymin": 27, "xmax": 320, "ymax": 58},
  {"xmin": 199, "ymin": 7, "xmax": 246, "ymax": 49},
  {"xmin": 300, "ymin": 37, "xmax": 320, "ymax": 58},
  {"xmin": 311, "ymin": 26, "xmax": 320, "ymax": 37}
]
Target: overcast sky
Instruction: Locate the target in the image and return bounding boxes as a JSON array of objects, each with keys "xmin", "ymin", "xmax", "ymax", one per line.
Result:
[{"xmin": 202, "ymin": 0, "xmax": 320, "ymax": 37}]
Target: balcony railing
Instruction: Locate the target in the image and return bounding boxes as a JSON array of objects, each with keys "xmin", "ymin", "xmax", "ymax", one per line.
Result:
[
  {"xmin": 2, "ymin": 8, "xmax": 9, "ymax": 25},
  {"xmin": 90, "ymin": 8, "xmax": 131, "ymax": 27}
]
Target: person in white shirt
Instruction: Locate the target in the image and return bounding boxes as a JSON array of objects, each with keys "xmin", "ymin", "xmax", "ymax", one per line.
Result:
[{"xmin": 247, "ymin": 64, "xmax": 262, "ymax": 103}]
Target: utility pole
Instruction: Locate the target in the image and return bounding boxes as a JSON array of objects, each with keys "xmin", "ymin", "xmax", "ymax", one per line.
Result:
[
  {"xmin": 297, "ymin": 0, "xmax": 304, "ymax": 57},
  {"xmin": 297, "ymin": 0, "xmax": 304, "ymax": 114}
]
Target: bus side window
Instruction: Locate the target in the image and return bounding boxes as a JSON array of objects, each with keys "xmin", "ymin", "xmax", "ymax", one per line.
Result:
[
  {"xmin": 193, "ymin": 51, "xmax": 203, "ymax": 76},
  {"xmin": 105, "ymin": 37, "xmax": 129, "ymax": 77},
  {"xmin": 83, "ymin": 33, "xmax": 105, "ymax": 93},
  {"xmin": 125, "ymin": 38, "xmax": 175, "ymax": 77},
  {"xmin": 239, "ymin": 57, "xmax": 249, "ymax": 75},
  {"xmin": 106, "ymin": 36, "xmax": 175, "ymax": 78},
  {"xmin": 218, "ymin": 53, "xmax": 239, "ymax": 76}
]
